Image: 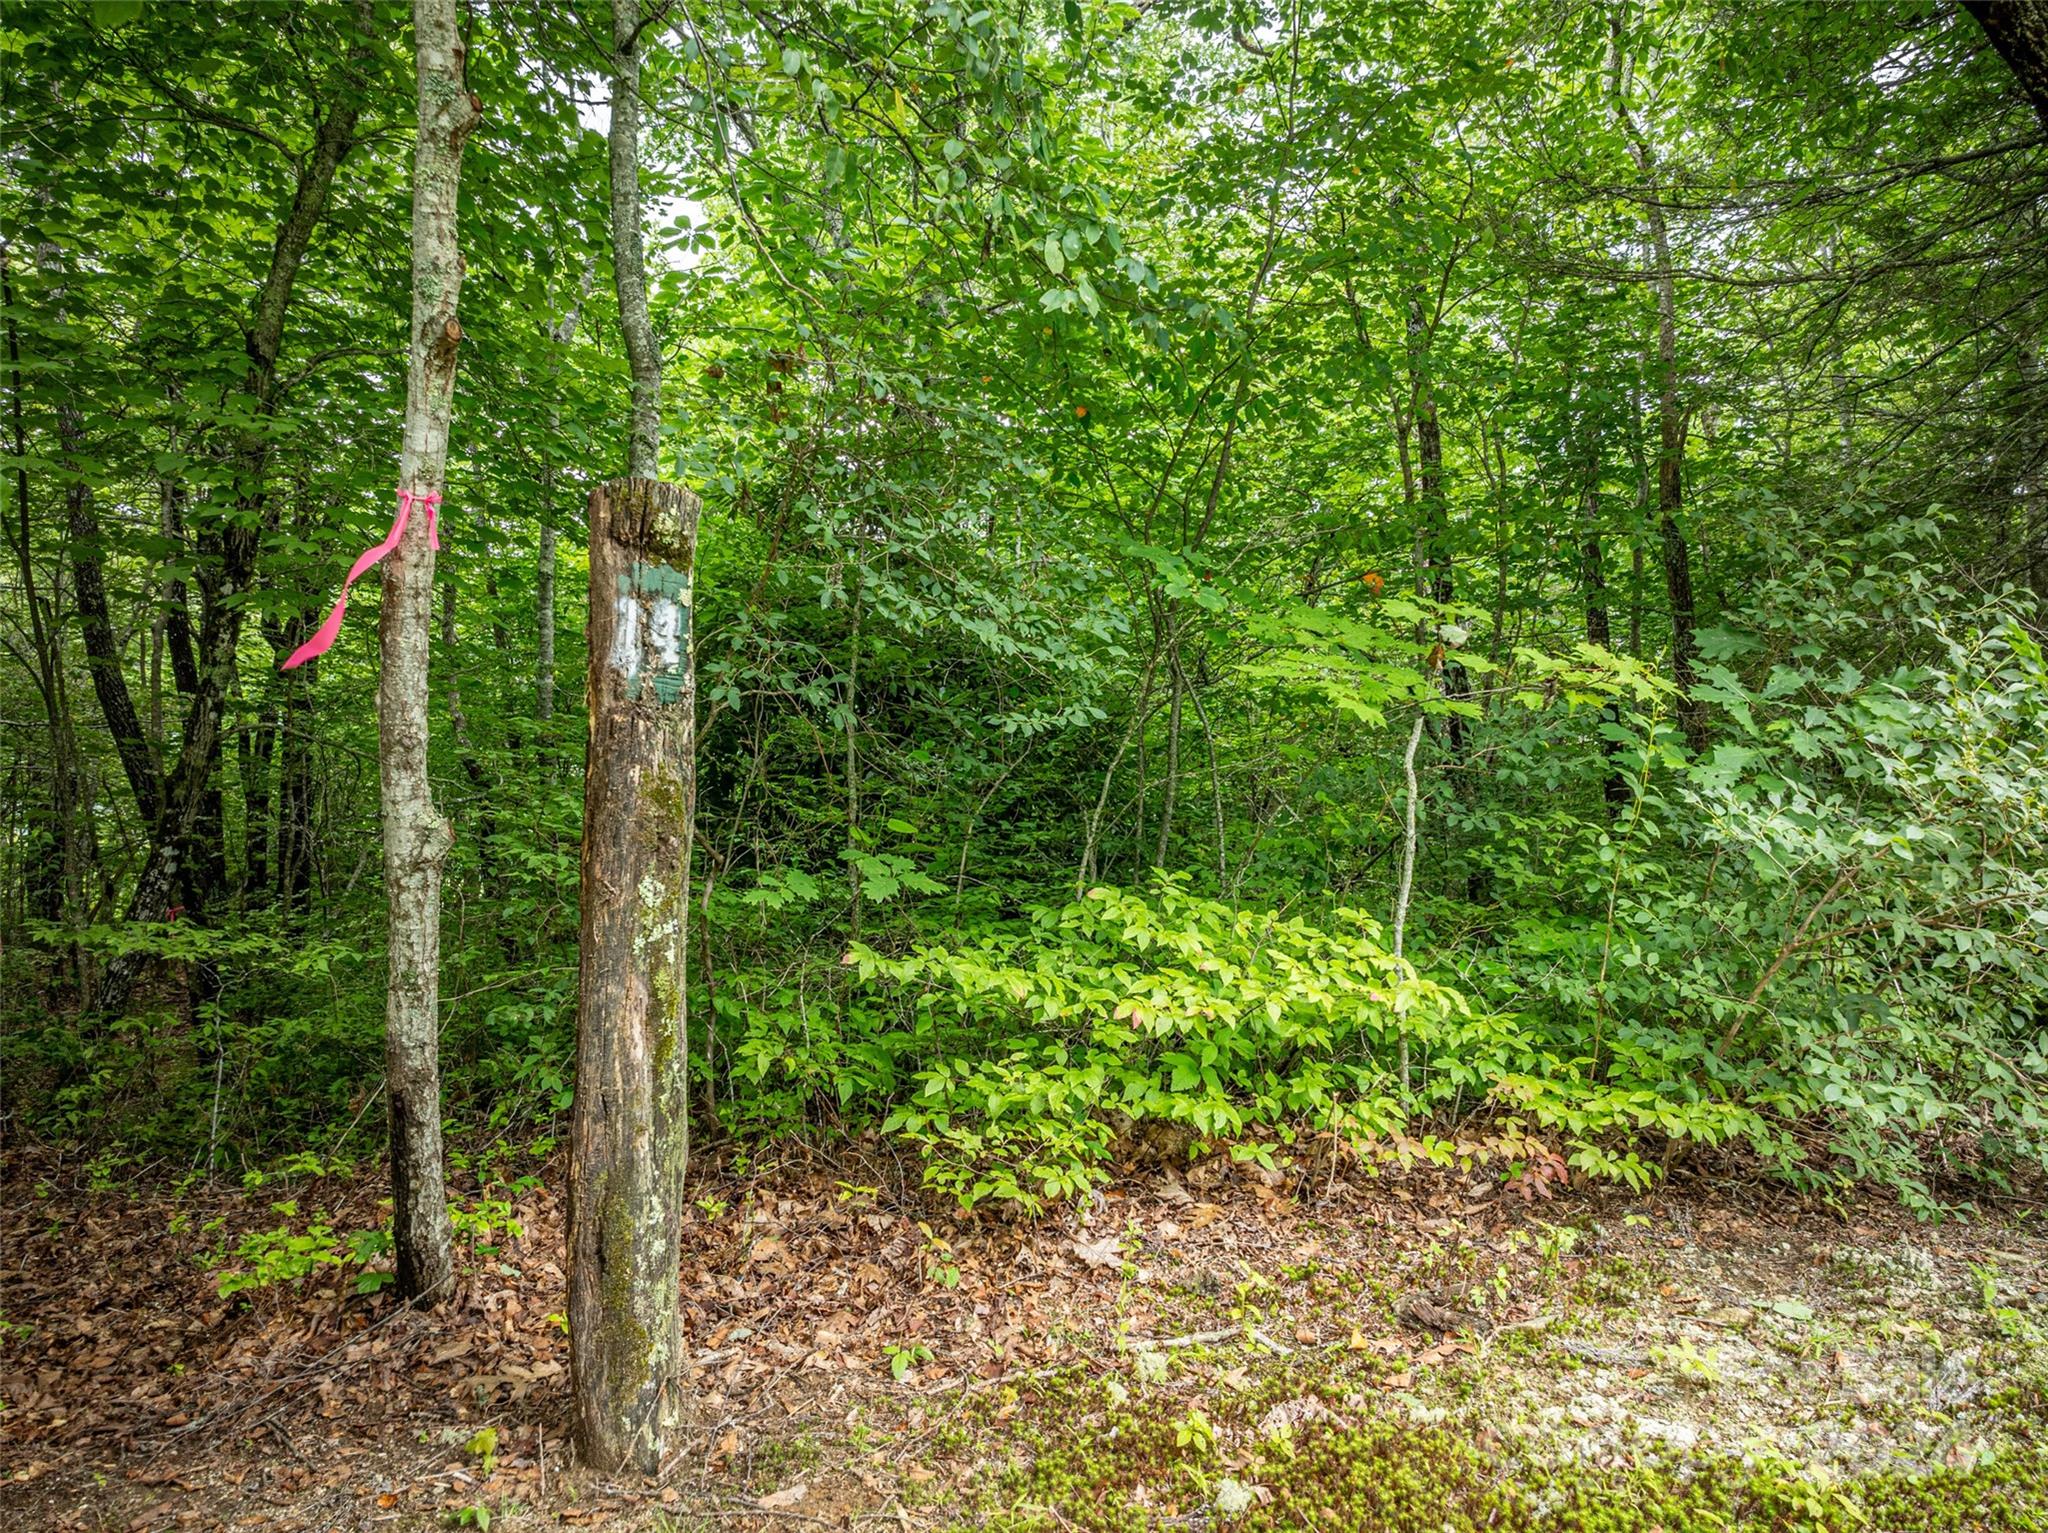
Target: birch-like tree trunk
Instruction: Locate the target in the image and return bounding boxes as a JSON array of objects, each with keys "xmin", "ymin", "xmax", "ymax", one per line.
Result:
[
  {"xmin": 380, "ymin": 0, "xmax": 478, "ymax": 1304},
  {"xmin": 609, "ymin": 0, "xmax": 662, "ymax": 479}
]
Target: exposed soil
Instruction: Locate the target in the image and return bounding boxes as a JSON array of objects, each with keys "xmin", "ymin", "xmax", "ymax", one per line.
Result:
[{"xmin": 4, "ymin": 1143, "xmax": 2045, "ymax": 1532}]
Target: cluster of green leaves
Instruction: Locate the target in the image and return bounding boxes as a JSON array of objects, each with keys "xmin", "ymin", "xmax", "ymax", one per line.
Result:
[
  {"xmin": 205, "ymin": 1201, "xmax": 392, "ymax": 1299},
  {"xmin": 819, "ymin": 880, "xmax": 1745, "ymax": 1207}
]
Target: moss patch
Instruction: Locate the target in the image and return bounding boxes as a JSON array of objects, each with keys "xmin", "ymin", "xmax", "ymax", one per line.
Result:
[{"xmin": 968, "ymin": 1404, "xmax": 2048, "ymax": 1532}]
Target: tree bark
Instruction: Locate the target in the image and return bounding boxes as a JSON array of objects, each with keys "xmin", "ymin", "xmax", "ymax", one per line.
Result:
[
  {"xmin": 569, "ymin": 477, "xmax": 699, "ymax": 1473},
  {"xmin": 536, "ymin": 528, "xmax": 559, "ymax": 719},
  {"xmin": 1153, "ymin": 627, "xmax": 1183, "ymax": 870},
  {"xmin": 1578, "ymin": 446, "xmax": 1631, "ymax": 812},
  {"xmin": 66, "ymin": 452, "xmax": 161, "ymax": 833},
  {"xmin": 1405, "ymin": 296, "xmax": 1481, "ymax": 900},
  {"xmin": 1610, "ymin": 7, "xmax": 1709, "ymax": 753},
  {"xmin": 270, "ymin": 624, "xmax": 317, "ymax": 910},
  {"xmin": 610, "ymin": 0, "xmax": 662, "ymax": 479},
  {"xmin": 571, "ymin": 7, "xmax": 687, "ymax": 1466},
  {"xmin": 241, "ymin": 680, "xmax": 278, "ymax": 902},
  {"xmin": 1968, "ymin": 0, "xmax": 2048, "ymax": 132},
  {"xmin": 379, "ymin": 0, "xmax": 479, "ymax": 1305},
  {"xmin": 537, "ymin": 260, "xmax": 597, "ymax": 729}
]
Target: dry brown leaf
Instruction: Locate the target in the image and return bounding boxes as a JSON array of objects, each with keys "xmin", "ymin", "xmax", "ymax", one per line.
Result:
[{"xmin": 1072, "ymin": 1235, "xmax": 1123, "ymax": 1270}]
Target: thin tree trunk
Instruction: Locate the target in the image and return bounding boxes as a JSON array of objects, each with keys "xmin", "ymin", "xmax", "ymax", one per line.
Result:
[
  {"xmin": 843, "ymin": 559, "xmax": 863, "ymax": 945},
  {"xmin": 1407, "ymin": 296, "xmax": 1480, "ymax": 900},
  {"xmin": 190, "ymin": 748, "xmax": 228, "ymax": 917},
  {"xmin": 442, "ymin": 582, "xmax": 490, "ymax": 792},
  {"xmin": 610, "ymin": 0, "xmax": 662, "ymax": 479},
  {"xmin": 1077, "ymin": 647, "xmax": 1158, "ymax": 892},
  {"xmin": 241, "ymin": 684, "xmax": 278, "ymax": 902},
  {"xmin": 1392, "ymin": 708, "xmax": 1425, "ymax": 1096},
  {"xmin": 1408, "ymin": 298, "xmax": 1469, "ymax": 734},
  {"xmin": 536, "ymin": 521, "xmax": 559, "ymax": 720},
  {"xmin": 1153, "ymin": 640, "xmax": 1183, "ymax": 870},
  {"xmin": 271, "ymin": 628, "xmax": 316, "ymax": 910},
  {"xmin": 1581, "ymin": 513, "xmax": 1613, "ymax": 656},
  {"xmin": 537, "ymin": 260, "xmax": 595, "ymax": 728},
  {"xmin": 1579, "ymin": 448, "xmax": 1630, "ymax": 812},
  {"xmin": 66, "ymin": 434, "xmax": 161, "ymax": 833},
  {"xmin": 1479, "ymin": 421, "xmax": 1511, "ymax": 667},
  {"xmin": 380, "ymin": 0, "xmax": 478, "ymax": 1305},
  {"xmin": 569, "ymin": 477, "xmax": 699, "ymax": 1474},
  {"xmin": 1610, "ymin": 8, "xmax": 1709, "ymax": 753}
]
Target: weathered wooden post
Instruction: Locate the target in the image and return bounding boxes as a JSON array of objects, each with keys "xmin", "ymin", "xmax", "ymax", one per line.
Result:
[{"xmin": 569, "ymin": 477, "xmax": 699, "ymax": 1473}]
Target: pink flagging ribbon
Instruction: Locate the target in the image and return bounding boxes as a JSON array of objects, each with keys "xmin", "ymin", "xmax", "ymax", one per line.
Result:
[{"xmin": 281, "ymin": 488, "xmax": 442, "ymax": 671}]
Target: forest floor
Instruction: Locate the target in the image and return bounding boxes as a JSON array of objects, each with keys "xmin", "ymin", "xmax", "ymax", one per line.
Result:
[{"xmin": 6, "ymin": 1140, "xmax": 2048, "ymax": 1533}]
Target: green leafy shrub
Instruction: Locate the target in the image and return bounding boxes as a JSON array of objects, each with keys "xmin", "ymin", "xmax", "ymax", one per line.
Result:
[
  {"xmin": 210, "ymin": 1201, "xmax": 391, "ymax": 1298},
  {"xmin": 842, "ymin": 880, "xmax": 1756, "ymax": 1209}
]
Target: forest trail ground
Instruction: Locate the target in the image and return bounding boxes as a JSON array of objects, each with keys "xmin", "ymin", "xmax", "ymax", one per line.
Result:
[{"xmin": 6, "ymin": 1145, "xmax": 2047, "ymax": 1532}]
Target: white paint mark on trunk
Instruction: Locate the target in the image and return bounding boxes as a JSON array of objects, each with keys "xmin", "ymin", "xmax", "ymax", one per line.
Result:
[
  {"xmin": 648, "ymin": 597, "xmax": 682, "ymax": 676},
  {"xmin": 611, "ymin": 591, "xmax": 642, "ymax": 683}
]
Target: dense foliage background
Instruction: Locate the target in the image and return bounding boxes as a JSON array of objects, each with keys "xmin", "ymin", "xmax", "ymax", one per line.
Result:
[{"xmin": 5, "ymin": 0, "xmax": 2046, "ymax": 1217}]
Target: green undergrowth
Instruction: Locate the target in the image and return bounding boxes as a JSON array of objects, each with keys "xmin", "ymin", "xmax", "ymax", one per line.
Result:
[
  {"xmin": 968, "ymin": 1398, "xmax": 2048, "ymax": 1533},
  {"xmin": 841, "ymin": 879, "xmax": 1765, "ymax": 1211}
]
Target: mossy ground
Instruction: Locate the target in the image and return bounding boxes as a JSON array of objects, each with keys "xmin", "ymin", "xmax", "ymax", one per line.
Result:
[
  {"xmin": 956, "ymin": 1388, "xmax": 2048, "ymax": 1533},
  {"xmin": 865, "ymin": 1184, "xmax": 2048, "ymax": 1533}
]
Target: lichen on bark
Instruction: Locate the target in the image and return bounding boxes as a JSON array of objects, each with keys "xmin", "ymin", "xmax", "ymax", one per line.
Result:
[{"xmin": 568, "ymin": 479, "xmax": 699, "ymax": 1474}]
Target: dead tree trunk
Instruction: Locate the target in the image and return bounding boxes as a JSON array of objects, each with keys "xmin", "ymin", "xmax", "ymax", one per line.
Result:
[
  {"xmin": 569, "ymin": 477, "xmax": 699, "ymax": 1473},
  {"xmin": 380, "ymin": 0, "xmax": 479, "ymax": 1305},
  {"xmin": 568, "ymin": 6, "xmax": 692, "ymax": 1469}
]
